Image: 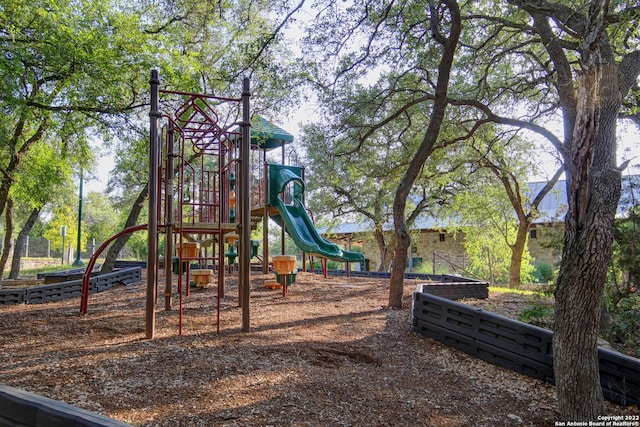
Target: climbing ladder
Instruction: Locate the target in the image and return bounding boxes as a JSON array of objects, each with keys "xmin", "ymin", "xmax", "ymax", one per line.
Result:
[{"xmin": 160, "ymin": 90, "xmax": 243, "ymax": 333}]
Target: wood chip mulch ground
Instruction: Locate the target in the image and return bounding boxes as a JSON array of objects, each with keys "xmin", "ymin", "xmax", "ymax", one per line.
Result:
[{"xmin": 1, "ymin": 271, "xmax": 638, "ymax": 426}]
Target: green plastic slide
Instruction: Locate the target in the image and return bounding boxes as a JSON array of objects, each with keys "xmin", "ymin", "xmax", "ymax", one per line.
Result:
[{"xmin": 269, "ymin": 164, "xmax": 364, "ymax": 264}]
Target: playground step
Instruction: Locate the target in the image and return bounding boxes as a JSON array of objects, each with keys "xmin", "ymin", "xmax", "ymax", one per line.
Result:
[
  {"xmin": 178, "ymin": 222, "xmax": 237, "ymax": 232},
  {"xmin": 250, "ymin": 206, "xmax": 279, "ymax": 218},
  {"xmin": 264, "ymin": 279, "xmax": 280, "ymax": 289}
]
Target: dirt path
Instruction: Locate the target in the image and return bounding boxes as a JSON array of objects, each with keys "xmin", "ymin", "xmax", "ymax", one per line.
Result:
[{"xmin": 0, "ymin": 272, "xmax": 636, "ymax": 426}]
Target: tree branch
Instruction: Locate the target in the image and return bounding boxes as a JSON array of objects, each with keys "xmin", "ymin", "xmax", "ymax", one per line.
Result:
[
  {"xmin": 606, "ymin": 5, "xmax": 640, "ymax": 24},
  {"xmin": 506, "ymin": 0, "xmax": 588, "ymax": 36},
  {"xmin": 530, "ymin": 13, "xmax": 575, "ymax": 110},
  {"xmin": 428, "ymin": 0, "xmax": 448, "ymax": 45},
  {"xmin": 619, "ymin": 113, "xmax": 640, "ymax": 127},
  {"xmin": 242, "ymin": 0, "xmax": 307, "ymax": 73},
  {"xmin": 335, "ymin": 93, "xmax": 434, "ymax": 157},
  {"xmin": 25, "ymin": 101, "xmax": 146, "ymax": 114},
  {"xmin": 619, "ymin": 50, "xmax": 640, "ymax": 94},
  {"xmin": 335, "ymin": 2, "xmax": 394, "ymax": 79},
  {"xmin": 447, "ymin": 96, "xmax": 566, "ymax": 156},
  {"xmin": 530, "ymin": 166, "xmax": 564, "ymax": 209}
]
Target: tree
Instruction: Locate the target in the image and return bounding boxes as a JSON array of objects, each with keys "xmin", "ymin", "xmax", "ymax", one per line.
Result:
[
  {"xmin": 100, "ymin": 134, "xmax": 149, "ymax": 272},
  {"xmin": 303, "ymin": 110, "xmax": 466, "ymax": 272},
  {"xmin": 0, "ymin": 199, "xmax": 13, "ymax": 275},
  {"xmin": 0, "ymin": 0, "xmax": 156, "ymax": 223},
  {"xmin": 303, "ymin": 120, "xmax": 399, "ymax": 271},
  {"xmin": 9, "ymin": 207, "xmax": 40, "ymax": 278},
  {"xmin": 83, "ymin": 192, "xmax": 120, "ymax": 248},
  {"xmin": 300, "ymin": 0, "xmax": 463, "ymax": 300},
  {"xmin": 298, "ymin": 1, "xmax": 638, "ymax": 416},
  {"xmin": 388, "ymin": 1, "xmax": 462, "ymax": 308},
  {"xmin": 448, "ymin": 1, "xmax": 640, "ymax": 418},
  {"xmin": 5, "ymin": 141, "xmax": 74, "ymax": 277},
  {"xmin": 44, "ymin": 204, "xmax": 87, "ymax": 263},
  {"xmin": 452, "ymin": 173, "xmax": 536, "ymax": 285},
  {"xmin": 465, "ymin": 132, "xmax": 564, "ymax": 287},
  {"xmin": 301, "ymin": 84, "xmax": 440, "ymax": 271},
  {"xmin": 100, "ymin": 183, "xmax": 148, "ymax": 272}
]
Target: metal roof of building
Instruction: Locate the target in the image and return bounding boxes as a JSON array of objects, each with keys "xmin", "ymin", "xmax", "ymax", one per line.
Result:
[{"xmin": 319, "ymin": 177, "xmax": 638, "ymax": 235}]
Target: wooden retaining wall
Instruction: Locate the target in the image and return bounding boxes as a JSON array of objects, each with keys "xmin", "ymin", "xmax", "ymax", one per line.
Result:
[
  {"xmin": 315, "ymin": 270, "xmax": 489, "ymax": 300},
  {"xmin": 0, "ymin": 384, "xmax": 131, "ymax": 427},
  {"xmin": 412, "ymin": 289, "xmax": 640, "ymax": 407},
  {"xmin": 0, "ymin": 267, "xmax": 141, "ymax": 306}
]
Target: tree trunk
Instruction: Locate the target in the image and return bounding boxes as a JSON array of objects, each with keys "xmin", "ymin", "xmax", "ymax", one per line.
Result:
[
  {"xmin": 0, "ymin": 181, "xmax": 12, "ymax": 226},
  {"xmin": 0, "ymin": 199, "xmax": 14, "ymax": 277},
  {"xmin": 374, "ymin": 227, "xmax": 396, "ymax": 272},
  {"xmin": 9, "ymin": 207, "xmax": 41, "ymax": 279},
  {"xmin": 374, "ymin": 227, "xmax": 388, "ymax": 271},
  {"xmin": 493, "ymin": 2, "xmax": 640, "ymax": 418},
  {"xmin": 516, "ymin": 5, "xmax": 640, "ymax": 418},
  {"xmin": 553, "ymin": 64, "xmax": 620, "ymax": 420},
  {"xmin": 496, "ymin": 166, "xmax": 563, "ymax": 288},
  {"xmin": 100, "ymin": 183, "xmax": 149, "ymax": 273},
  {"xmin": 389, "ymin": 215, "xmax": 410, "ymax": 306},
  {"xmin": 383, "ymin": 248, "xmax": 395, "ymax": 273},
  {"xmin": 508, "ymin": 221, "xmax": 529, "ymax": 288}
]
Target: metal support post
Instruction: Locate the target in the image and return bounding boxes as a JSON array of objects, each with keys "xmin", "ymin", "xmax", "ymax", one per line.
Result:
[
  {"xmin": 146, "ymin": 70, "xmax": 160, "ymax": 339},
  {"xmin": 72, "ymin": 168, "xmax": 84, "ymax": 266},
  {"xmin": 240, "ymin": 77, "xmax": 251, "ymax": 332},
  {"xmin": 164, "ymin": 128, "xmax": 174, "ymax": 311}
]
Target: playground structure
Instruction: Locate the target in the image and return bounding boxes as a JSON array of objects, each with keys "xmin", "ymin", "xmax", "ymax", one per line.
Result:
[{"xmin": 80, "ymin": 70, "xmax": 363, "ymax": 338}]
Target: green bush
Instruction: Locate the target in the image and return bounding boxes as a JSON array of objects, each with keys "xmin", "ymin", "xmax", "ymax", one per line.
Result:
[
  {"xmin": 311, "ymin": 260, "xmax": 340, "ymax": 270},
  {"xmin": 519, "ymin": 295, "xmax": 555, "ymax": 329},
  {"xmin": 534, "ymin": 261, "xmax": 554, "ymax": 283},
  {"xmin": 607, "ymin": 295, "xmax": 640, "ymax": 356}
]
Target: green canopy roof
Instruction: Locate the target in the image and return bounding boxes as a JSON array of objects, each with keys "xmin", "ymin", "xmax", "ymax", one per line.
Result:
[{"xmin": 249, "ymin": 115, "xmax": 294, "ymax": 150}]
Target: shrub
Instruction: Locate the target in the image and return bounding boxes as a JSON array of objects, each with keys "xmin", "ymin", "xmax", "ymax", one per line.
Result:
[
  {"xmin": 534, "ymin": 261, "xmax": 554, "ymax": 283},
  {"xmin": 518, "ymin": 295, "xmax": 555, "ymax": 329},
  {"xmin": 607, "ymin": 295, "xmax": 640, "ymax": 356}
]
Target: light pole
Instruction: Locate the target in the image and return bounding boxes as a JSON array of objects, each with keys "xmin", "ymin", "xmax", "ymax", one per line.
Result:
[
  {"xmin": 72, "ymin": 167, "xmax": 84, "ymax": 266},
  {"xmin": 60, "ymin": 226, "xmax": 67, "ymax": 265}
]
